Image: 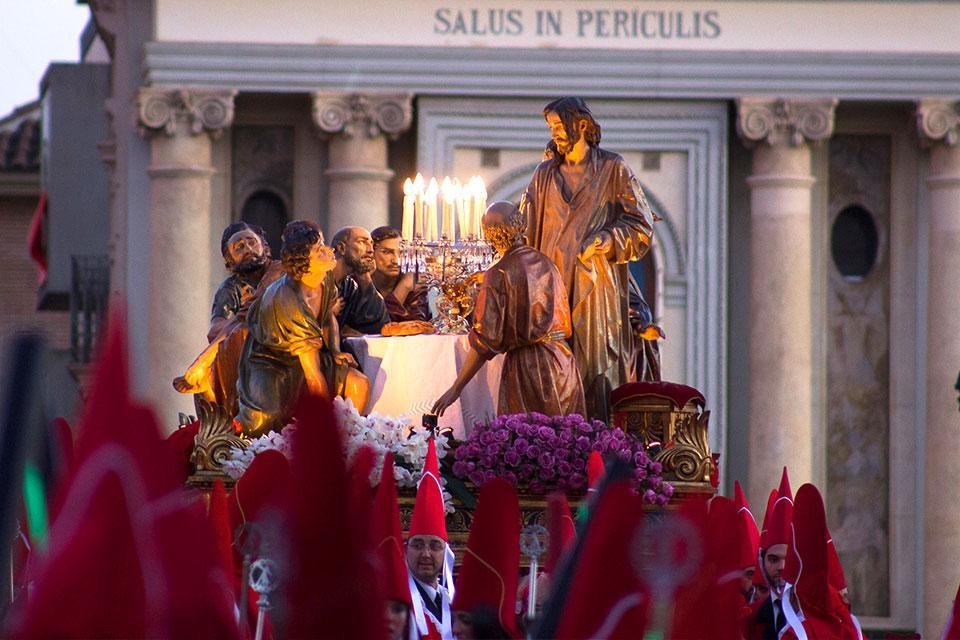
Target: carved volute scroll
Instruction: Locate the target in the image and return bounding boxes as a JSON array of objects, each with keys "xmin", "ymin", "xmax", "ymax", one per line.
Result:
[
  {"xmin": 311, "ymin": 92, "xmax": 413, "ymax": 140},
  {"xmin": 136, "ymin": 88, "xmax": 238, "ymax": 138},
  {"xmin": 917, "ymin": 99, "xmax": 960, "ymax": 147},
  {"xmin": 736, "ymin": 97, "xmax": 838, "ymax": 147}
]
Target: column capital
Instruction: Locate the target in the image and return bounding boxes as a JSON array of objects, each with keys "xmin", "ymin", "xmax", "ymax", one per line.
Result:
[
  {"xmin": 135, "ymin": 87, "xmax": 237, "ymax": 138},
  {"xmin": 311, "ymin": 92, "xmax": 413, "ymax": 140},
  {"xmin": 736, "ymin": 97, "xmax": 838, "ymax": 147},
  {"xmin": 917, "ymin": 99, "xmax": 960, "ymax": 147}
]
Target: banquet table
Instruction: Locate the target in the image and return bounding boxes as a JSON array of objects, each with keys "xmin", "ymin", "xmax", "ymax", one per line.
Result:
[{"xmin": 344, "ymin": 333, "xmax": 503, "ymax": 439}]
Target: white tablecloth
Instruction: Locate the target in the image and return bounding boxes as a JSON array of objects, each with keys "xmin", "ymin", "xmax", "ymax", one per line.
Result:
[{"xmin": 345, "ymin": 334, "xmax": 503, "ymax": 439}]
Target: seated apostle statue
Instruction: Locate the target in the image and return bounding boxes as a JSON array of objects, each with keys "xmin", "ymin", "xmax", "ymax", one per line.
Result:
[{"xmin": 234, "ymin": 220, "xmax": 369, "ymax": 436}]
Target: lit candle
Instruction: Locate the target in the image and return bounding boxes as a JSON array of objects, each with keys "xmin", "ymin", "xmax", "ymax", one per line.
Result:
[
  {"xmin": 413, "ymin": 173, "xmax": 425, "ymax": 239},
  {"xmin": 477, "ymin": 178, "xmax": 487, "ymax": 239},
  {"xmin": 441, "ymin": 177, "xmax": 455, "ymax": 241},
  {"xmin": 470, "ymin": 176, "xmax": 484, "ymax": 239},
  {"xmin": 453, "ymin": 178, "xmax": 467, "ymax": 242},
  {"xmin": 402, "ymin": 178, "xmax": 414, "ymax": 241},
  {"xmin": 425, "ymin": 177, "xmax": 439, "ymax": 242}
]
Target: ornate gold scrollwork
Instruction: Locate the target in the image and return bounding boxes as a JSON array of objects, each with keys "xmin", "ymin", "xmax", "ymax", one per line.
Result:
[{"xmin": 191, "ymin": 397, "xmax": 247, "ymax": 475}]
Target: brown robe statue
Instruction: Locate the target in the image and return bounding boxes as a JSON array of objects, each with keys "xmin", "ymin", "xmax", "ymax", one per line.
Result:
[
  {"xmin": 523, "ymin": 146, "xmax": 653, "ymax": 421},
  {"xmin": 470, "ymin": 244, "xmax": 585, "ymax": 417},
  {"xmin": 236, "ymin": 271, "xmax": 347, "ymax": 435}
]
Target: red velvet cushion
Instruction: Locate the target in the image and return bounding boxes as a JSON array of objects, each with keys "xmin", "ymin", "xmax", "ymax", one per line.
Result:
[{"xmin": 610, "ymin": 381, "xmax": 706, "ymax": 410}]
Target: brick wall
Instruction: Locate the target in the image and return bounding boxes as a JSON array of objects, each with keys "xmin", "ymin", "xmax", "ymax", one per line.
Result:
[{"xmin": 0, "ymin": 193, "xmax": 77, "ymax": 422}]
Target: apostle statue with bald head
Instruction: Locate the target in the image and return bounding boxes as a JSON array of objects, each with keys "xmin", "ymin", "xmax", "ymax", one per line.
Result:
[{"xmin": 432, "ymin": 201, "xmax": 586, "ymax": 418}]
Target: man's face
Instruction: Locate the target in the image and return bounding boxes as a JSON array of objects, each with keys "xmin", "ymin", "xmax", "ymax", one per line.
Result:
[
  {"xmin": 226, "ymin": 229, "xmax": 267, "ymax": 273},
  {"xmin": 385, "ymin": 600, "xmax": 409, "ymax": 640},
  {"xmin": 452, "ymin": 610, "xmax": 474, "ymax": 640},
  {"xmin": 545, "ymin": 111, "xmax": 583, "ymax": 157},
  {"xmin": 306, "ymin": 237, "xmax": 337, "ymax": 278},
  {"xmin": 406, "ymin": 534, "xmax": 445, "ymax": 585},
  {"xmin": 338, "ymin": 228, "xmax": 376, "ymax": 274},
  {"xmin": 374, "ymin": 237, "xmax": 402, "ymax": 278},
  {"xmin": 739, "ymin": 565, "xmax": 756, "ymax": 599},
  {"xmin": 763, "ymin": 544, "xmax": 787, "ymax": 591}
]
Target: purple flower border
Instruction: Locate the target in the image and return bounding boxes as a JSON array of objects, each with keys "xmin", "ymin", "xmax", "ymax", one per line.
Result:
[{"xmin": 451, "ymin": 413, "xmax": 674, "ymax": 506}]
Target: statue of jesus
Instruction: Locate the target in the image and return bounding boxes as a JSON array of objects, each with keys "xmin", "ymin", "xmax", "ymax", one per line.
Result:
[{"xmin": 522, "ymin": 97, "xmax": 654, "ymax": 421}]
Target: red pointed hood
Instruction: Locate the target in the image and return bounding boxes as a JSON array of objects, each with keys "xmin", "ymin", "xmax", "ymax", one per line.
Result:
[
  {"xmin": 670, "ymin": 496, "xmax": 741, "ymax": 640},
  {"xmin": 555, "ymin": 478, "xmax": 648, "ymax": 640},
  {"xmin": 760, "ymin": 468, "xmax": 793, "ymax": 550},
  {"xmin": 785, "ymin": 484, "xmax": 858, "ymax": 638},
  {"xmin": 944, "ymin": 582, "xmax": 960, "ymax": 640},
  {"xmin": 587, "ymin": 451, "xmax": 605, "ymax": 490},
  {"xmin": 373, "ymin": 453, "xmax": 413, "ymax": 606},
  {"xmin": 453, "ymin": 478, "xmax": 521, "ymax": 638},
  {"xmin": 278, "ymin": 393, "xmax": 385, "ymax": 639},
  {"xmin": 227, "ymin": 448, "xmax": 290, "ymax": 537},
  {"xmin": 409, "ymin": 437, "xmax": 447, "ymax": 541},
  {"xmin": 734, "ymin": 480, "xmax": 760, "ymax": 569},
  {"xmin": 545, "ymin": 493, "xmax": 576, "ymax": 573},
  {"xmin": 208, "ymin": 480, "xmax": 237, "ymax": 593},
  {"xmin": 10, "ymin": 311, "xmax": 237, "ymax": 638}
]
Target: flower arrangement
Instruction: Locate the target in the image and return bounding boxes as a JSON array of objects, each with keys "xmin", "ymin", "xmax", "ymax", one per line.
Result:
[
  {"xmin": 222, "ymin": 398, "xmax": 453, "ymax": 510},
  {"xmin": 451, "ymin": 412, "xmax": 674, "ymax": 506}
]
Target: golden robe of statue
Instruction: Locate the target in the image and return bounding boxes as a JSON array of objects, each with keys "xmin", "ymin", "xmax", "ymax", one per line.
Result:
[
  {"xmin": 470, "ymin": 244, "xmax": 586, "ymax": 417},
  {"xmin": 523, "ymin": 146, "xmax": 653, "ymax": 420}
]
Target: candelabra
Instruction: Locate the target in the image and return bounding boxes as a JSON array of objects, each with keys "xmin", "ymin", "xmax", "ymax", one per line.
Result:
[
  {"xmin": 401, "ymin": 234, "xmax": 494, "ymax": 334},
  {"xmin": 400, "ymin": 173, "xmax": 493, "ymax": 334}
]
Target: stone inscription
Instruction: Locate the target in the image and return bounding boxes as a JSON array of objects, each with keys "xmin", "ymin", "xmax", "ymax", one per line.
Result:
[{"xmin": 433, "ymin": 7, "xmax": 721, "ymax": 40}]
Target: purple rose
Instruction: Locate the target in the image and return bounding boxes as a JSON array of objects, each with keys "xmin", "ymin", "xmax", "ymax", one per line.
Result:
[
  {"xmin": 643, "ymin": 489, "xmax": 656, "ymax": 504},
  {"xmin": 503, "ymin": 471, "xmax": 518, "ymax": 485},
  {"xmin": 514, "ymin": 437, "xmax": 530, "ymax": 455},
  {"xmin": 479, "ymin": 430, "xmax": 495, "ymax": 445},
  {"xmin": 526, "ymin": 445, "xmax": 541, "ymax": 459},
  {"xmin": 537, "ymin": 452, "xmax": 556, "ymax": 469},
  {"xmin": 651, "ymin": 461, "xmax": 663, "ymax": 475},
  {"xmin": 504, "ymin": 450, "xmax": 520, "ymax": 466},
  {"xmin": 452, "ymin": 461, "xmax": 467, "ymax": 477}
]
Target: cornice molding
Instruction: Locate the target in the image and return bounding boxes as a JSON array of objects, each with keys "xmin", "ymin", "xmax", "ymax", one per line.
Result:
[
  {"xmin": 311, "ymin": 92, "xmax": 413, "ymax": 140},
  {"xmin": 144, "ymin": 42, "xmax": 960, "ymax": 101},
  {"xmin": 736, "ymin": 98, "xmax": 837, "ymax": 147},
  {"xmin": 135, "ymin": 87, "xmax": 237, "ymax": 138}
]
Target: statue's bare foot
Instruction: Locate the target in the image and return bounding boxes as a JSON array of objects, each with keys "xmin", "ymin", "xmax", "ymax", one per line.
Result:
[{"xmin": 173, "ymin": 375, "xmax": 206, "ymax": 395}]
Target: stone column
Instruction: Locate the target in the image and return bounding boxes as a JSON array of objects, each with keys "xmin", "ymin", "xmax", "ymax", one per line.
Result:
[
  {"xmin": 136, "ymin": 87, "xmax": 236, "ymax": 423},
  {"xmin": 917, "ymin": 99, "xmax": 960, "ymax": 637},
  {"xmin": 312, "ymin": 92, "xmax": 413, "ymax": 234},
  {"xmin": 736, "ymin": 98, "xmax": 837, "ymax": 505}
]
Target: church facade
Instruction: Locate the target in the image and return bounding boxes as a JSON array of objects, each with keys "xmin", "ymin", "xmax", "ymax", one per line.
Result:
[{"xmin": 58, "ymin": 0, "xmax": 960, "ymax": 634}]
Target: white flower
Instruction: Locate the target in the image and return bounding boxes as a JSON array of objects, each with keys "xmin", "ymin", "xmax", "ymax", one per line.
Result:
[{"xmin": 223, "ymin": 404, "xmax": 455, "ymax": 509}]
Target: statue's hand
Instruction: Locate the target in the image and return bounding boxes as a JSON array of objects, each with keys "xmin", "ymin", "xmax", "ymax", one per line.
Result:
[
  {"xmin": 578, "ymin": 232, "xmax": 612, "ymax": 265},
  {"xmin": 465, "ymin": 271, "xmax": 484, "ymax": 287},
  {"xmin": 639, "ymin": 324, "xmax": 665, "ymax": 341},
  {"xmin": 333, "ymin": 351, "xmax": 358, "ymax": 367},
  {"xmin": 431, "ymin": 385, "xmax": 461, "ymax": 417},
  {"xmin": 331, "ymin": 295, "xmax": 345, "ymax": 316}
]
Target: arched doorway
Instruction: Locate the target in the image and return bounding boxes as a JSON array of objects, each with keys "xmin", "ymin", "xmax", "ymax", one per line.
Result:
[{"xmin": 240, "ymin": 190, "xmax": 288, "ymax": 259}]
